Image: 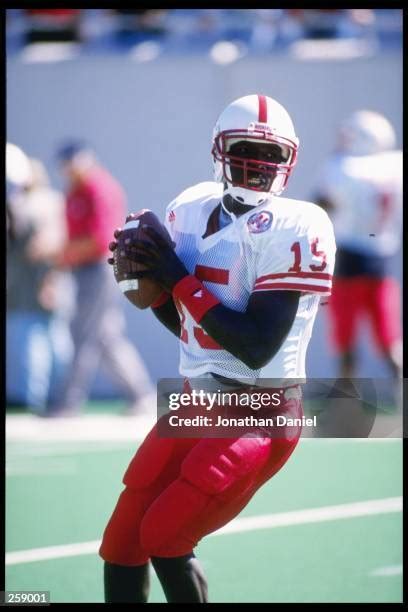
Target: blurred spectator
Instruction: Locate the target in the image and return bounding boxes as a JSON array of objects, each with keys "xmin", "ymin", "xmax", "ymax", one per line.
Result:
[
  {"xmin": 288, "ymin": 9, "xmax": 349, "ymax": 39},
  {"xmin": 6, "ymin": 144, "xmax": 73, "ymax": 413},
  {"xmin": 50, "ymin": 141, "xmax": 154, "ymax": 417},
  {"xmin": 287, "ymin": 9, "xmax": 377, "ymax": 41},
  {"xmin": 220, "ymin": 9, "xmax": 253, "ymax": 44},
  {"xmin": 112, "ymin": 9, "xmax": 168, "ymax": 47},
  {"xmin": 313, "ymin": 111, "xmax": 402, "ymax": 382},
  {"xmin": 166, "ymin": 9, "xmax": 224, "ymax": 53},
  {"xmin": 249, "ymin": 10, "xmax": 286, "ymax": 53},
  {"xmin": 6, "ymin": 8, "xmax": 402, "ymax": 56},
  {"xmin": 23, "ymin": 9, "xmax": 81, "ymax": 45}
]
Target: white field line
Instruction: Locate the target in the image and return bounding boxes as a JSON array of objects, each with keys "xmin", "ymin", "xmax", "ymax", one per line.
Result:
[
  {"xmin": 213, "ymin": 496, "xmax": 402, "ymax": 536},
  {"xmin": 299, "ymin": 438, "xmax": 401, "ymax": 444},
  {"xmin": 6, "ymin": 496, "xmax": 402, "ymax": 566},
  {"xmin": 370, "ymin": 565, "xmax": 403, "ymax": 577}
]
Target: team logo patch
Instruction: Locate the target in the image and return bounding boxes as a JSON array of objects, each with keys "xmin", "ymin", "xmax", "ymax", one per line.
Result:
[{"xmin": 247, "ymin": 210, "xmax": 273, "ymax": 233}]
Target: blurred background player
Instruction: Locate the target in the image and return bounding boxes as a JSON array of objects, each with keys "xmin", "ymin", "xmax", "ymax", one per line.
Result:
[
  {"xmin": 49, "ymin": 141, "xmax": 154, "ymax": 417},
  {"xmin": 6, "ymin": 143, "xmax": 73, "ymax": 414},
  {"xmin": 313, "ymin": 110, "xmax": 402, "ymax": 382},
  {"xmin": 100, "ymin": 94, "xmax": 336, "ymax": 603}
]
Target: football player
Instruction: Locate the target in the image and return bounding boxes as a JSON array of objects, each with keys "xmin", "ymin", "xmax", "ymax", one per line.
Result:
[
  {"xmin": 313, "ymin": 110, "xmax": 402, "ymax": 381},
  {"xmin": 100, "ymin": 94, "xmax": 336, "ymax": 603}
]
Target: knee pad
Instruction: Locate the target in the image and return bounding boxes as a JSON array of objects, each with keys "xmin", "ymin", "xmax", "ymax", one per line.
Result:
[
  {"xmin": 181, "ymin": 437, "xmax": 271, "ymax": 495},
  {"xmin": 99, "ymin": 487, "xmax": 150, "ymax": 566},
  {"xmin": 140, "ymin": 478, "xmax": 209, "ymax": 558}
]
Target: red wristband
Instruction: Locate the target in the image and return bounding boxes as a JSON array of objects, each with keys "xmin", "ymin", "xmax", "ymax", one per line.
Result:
[
  {"xmin": 151, "ymin": 291, "xmax": 171, "ymax": 309},
  {"xmin": 172, "ymin": 275, "xmax": 220, "ymax": 323}
]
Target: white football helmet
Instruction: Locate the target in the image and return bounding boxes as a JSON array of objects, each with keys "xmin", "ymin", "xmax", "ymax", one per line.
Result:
[
  {"xmin": 212, "ymin": 94, "xmax": 299, "ymax": 206},
  {"xmin": 6, "ymin": 142, "xmax": 33, "ymax": 187},
  {"xmin": 338, "ymin": 110, "xmax": 396, "ymax": 156}
]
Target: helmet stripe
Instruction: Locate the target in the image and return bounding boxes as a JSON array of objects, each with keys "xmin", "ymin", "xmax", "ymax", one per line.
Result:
[{"xmin": 258, "ymin": 95, "xmax": 267, "ymax": 122}]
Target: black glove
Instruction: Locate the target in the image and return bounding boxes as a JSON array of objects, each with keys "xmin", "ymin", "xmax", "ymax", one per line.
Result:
[{"xmin": 122, "ymin": 225, "xmax": 189, "ymax": 293}]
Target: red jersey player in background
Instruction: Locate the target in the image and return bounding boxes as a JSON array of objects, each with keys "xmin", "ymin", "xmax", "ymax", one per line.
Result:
[
  {"xmin": 101, "ymin": 95, "xmax": 336, "ymax": 603},
  {"xmin": 313, "ymin": 110, "xmax": 402, "ymax": 383},
  {"xmin": 49, "ymin": 142, "xmax": 154, "ymax": 416}
]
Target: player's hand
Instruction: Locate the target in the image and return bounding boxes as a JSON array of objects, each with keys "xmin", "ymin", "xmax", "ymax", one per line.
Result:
[
  {"xmin": 108, "ymin": 228, "xmax": 134, "ymax": 288},
  {"xmin": 122, "ymin": 225, "xmax": 189, "ymax": 292},
  {"xmin": 107, "ymin": 214, "xmax": 147, "ymax": 265}
]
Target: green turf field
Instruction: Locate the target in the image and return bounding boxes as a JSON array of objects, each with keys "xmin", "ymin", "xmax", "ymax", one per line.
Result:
[{"xmin": 5, "ymin": 408, "xmax": 402, "ymax": 604}]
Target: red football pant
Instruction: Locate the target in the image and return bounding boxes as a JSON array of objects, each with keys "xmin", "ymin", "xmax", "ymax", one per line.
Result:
[
  {"xmin": 99, "ymin": 397, "xmax": 302, "ymax": 566},
  {"xmin": 328, "ymin": 276, "xmax": 402, "ymax": 353}
]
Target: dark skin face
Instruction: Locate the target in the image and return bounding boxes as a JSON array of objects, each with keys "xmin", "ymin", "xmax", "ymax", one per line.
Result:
[{"xmin": 222, "ymin": 140, "xmax": 290, "ymax": 216}]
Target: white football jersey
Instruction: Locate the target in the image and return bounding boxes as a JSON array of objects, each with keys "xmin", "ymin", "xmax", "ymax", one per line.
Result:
[
  {"xmin": 315, "ymin": 150, "xmax": 402, "ymax": 256},
  {"xmin": 165, "ymin": 182, "xmax": 336, "ymax": 383}
]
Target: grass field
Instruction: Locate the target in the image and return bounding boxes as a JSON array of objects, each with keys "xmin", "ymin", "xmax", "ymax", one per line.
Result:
[{"xmin": 5, "ymin": 403, "xmax": 403, "ymax": 604}]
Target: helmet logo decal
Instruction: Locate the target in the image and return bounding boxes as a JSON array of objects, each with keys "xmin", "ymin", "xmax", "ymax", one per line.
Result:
[
  {"xmin": 248, "ymin": 122, "xmax": 276, "ymax": 134},
  {"xmin": 247, "ymin": 210, "xmax": 273, "ymax": 233}
]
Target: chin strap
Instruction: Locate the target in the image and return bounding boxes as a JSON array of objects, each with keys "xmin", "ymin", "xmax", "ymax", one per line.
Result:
[{"xmin": 222, "ymin": 184, "xmax": 269, "ymax": 208}]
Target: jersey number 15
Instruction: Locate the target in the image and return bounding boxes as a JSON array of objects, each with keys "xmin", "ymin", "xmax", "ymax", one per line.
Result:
[{"xmin": 289, "ymin": 238, "xmax": 327, "ymax": 273}]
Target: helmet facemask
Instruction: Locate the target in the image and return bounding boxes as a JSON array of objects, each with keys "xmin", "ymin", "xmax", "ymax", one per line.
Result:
[{"xmin": 212, "ymin": 126, "xmax": 298, "ymax": 206}]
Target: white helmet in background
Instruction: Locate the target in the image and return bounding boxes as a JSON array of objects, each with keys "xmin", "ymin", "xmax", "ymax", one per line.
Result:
[
  {"xmin": 6, "ymin": 142, "xmax": 34, "ymax": 204},
  {"xmin": 212, "ymin": 94, "xmax": 299, "ymax": 207},
  {"xmin": 338, "ymin": 110, "xmax": 396, "ymax": 156},
  {"xmin": 6, "ymin": 142, "xmax": 33, "ymax": 187}
]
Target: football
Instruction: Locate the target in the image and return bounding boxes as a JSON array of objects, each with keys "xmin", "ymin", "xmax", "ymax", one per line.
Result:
[{"xmin": 113, "ymin": 209, "xmax": 173, "ymax": 309}]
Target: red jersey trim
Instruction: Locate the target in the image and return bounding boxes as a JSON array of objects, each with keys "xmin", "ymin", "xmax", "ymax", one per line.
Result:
[
  {"xmin": 253, "ymin": 282, "xmax": 331, "ymax": 293},
  {"xmin": 256, "ymin": 271, "xmax": 333, "ymax": 284},
  {"xmin": 195, "ymin": 265, "xmax": 229, "ymax": 285}
]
